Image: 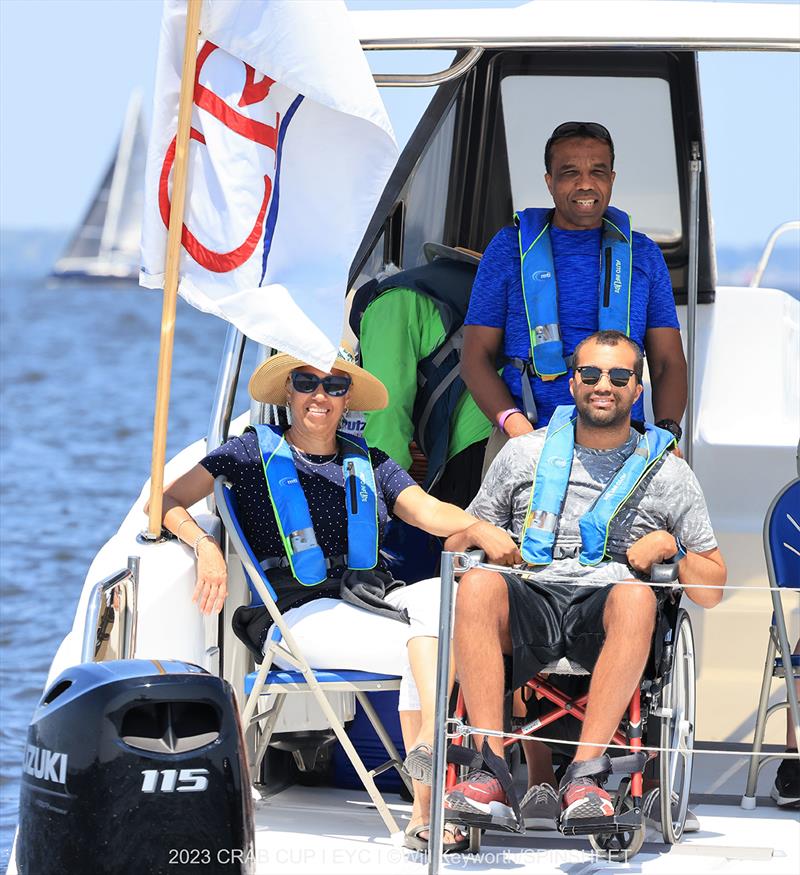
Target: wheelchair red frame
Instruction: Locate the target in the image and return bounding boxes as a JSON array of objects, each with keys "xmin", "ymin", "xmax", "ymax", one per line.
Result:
[{"xmin": 446, "ymin": 596, "xmax": 695, "ymax": 860}]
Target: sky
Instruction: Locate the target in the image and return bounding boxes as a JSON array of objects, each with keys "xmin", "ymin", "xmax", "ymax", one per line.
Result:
[{"xmin": 0, "ymin": 0, "xmax": 798, "ymax": 249}]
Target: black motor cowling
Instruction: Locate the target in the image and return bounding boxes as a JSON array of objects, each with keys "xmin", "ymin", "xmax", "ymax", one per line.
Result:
[{"xmin": 17, "ymin": 659, "xmax": 254, "ymax": 874}]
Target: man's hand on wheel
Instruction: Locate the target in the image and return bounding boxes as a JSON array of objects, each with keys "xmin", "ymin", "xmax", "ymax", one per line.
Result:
[{"xmin": 626, "ymin": 530, "xmax": 678, "ymax": 575}]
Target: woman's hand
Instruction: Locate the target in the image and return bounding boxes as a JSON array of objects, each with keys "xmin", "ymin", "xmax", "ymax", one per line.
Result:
[
  {"xmin": 192, "ymin": 538, "xmax": 228, "ymax": 615},
  {"xmin": 462, "ymin": 520, "xmax": 522, "ymax": 566},
  {"xmin": 393, "ymin": 485, "xmax": 519, "ymax": 564}
]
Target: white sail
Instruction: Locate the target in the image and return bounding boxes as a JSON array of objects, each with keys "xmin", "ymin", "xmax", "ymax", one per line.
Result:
[{"xmin": 51, "ymin": 92, "xmax": 147, "ymax": 281}]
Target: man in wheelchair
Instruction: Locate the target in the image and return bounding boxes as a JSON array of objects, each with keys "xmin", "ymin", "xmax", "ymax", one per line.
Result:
[{"xmin": 444, "ymin": 330, "xmax": 726, "ymax": 835}]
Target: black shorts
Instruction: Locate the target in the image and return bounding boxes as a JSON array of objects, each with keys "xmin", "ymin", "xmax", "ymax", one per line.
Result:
[{"xmin": 504, "ymin": 574, "xmax": 615, "ymax": 688}]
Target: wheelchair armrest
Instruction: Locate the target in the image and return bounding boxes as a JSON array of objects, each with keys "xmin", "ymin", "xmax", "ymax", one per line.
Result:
[{"xmin": 650, "ymin": 557, "xmax": 681, "ymax": 585}]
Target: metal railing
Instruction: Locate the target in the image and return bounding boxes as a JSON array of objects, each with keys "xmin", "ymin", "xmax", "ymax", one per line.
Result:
[
  {"xmin": 360, "ymin": 35, "xmax": 800, "ymax": 53},
  {"xmin": 372, "ymin": 47, "xmax": 483, "ymax": 87},
  {"xmin": 749, "ymin": 220, "xmax": 800, "ymax": 288},
  {"xmin": 82, "ymin": 556, "xmax": 139, "ymax": 663},
  {"xmin": 684, "ymin": 142, "xmax": 702, "ymax": 470},
  {"xmin": 205, "ymin": 324, "xmax": 247, "ymax": 513},
  {"xmin": 207, "ymin": 323, "xmax": 246, "ymax": 455}
]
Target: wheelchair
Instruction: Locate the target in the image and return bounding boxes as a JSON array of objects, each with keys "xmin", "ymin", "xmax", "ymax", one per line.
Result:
[{"xmin": 444, "ymin": 557, "xmax": 696, "ymax": 862}]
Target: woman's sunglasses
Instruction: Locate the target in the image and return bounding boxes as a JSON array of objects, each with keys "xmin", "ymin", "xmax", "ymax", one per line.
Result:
[
  {"xmin": 290, "ymin": 371, "xmax": 352, "ymax": 397},
  {"xmin": 575, "ymin": 366, "xmax": 636, "ymax": 388}
]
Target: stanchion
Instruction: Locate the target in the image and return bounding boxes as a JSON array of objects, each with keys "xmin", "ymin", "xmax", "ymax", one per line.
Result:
[{"xmin": 427, "ymin": 551, "xmax": 457, "ymax": 875}]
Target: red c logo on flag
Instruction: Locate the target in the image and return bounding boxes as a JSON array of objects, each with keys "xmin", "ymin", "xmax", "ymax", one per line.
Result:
[
  {"xmin": 158, "ymin": 42, "xmax": 280, "ymax": 273},
  {"xmin": 159, "ymin": 130, "xmax": 272, "ymax": 273}
]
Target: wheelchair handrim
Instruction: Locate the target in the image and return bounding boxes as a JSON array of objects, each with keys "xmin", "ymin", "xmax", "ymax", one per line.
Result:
[{"xmin": 659, "ymin": 609, "xmax": 696, "ymax": 843}]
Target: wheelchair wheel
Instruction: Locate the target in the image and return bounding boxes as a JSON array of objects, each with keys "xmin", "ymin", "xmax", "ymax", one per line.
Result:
[
  {"xmin": 658, "ymin": 608, "xmax": 695, "ymax": 844},
  {"xmin": 588, "ymin": 796, "xmax": 645, "ymax": 861}
]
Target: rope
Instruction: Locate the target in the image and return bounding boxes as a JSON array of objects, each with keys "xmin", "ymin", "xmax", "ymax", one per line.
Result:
[
  {"xmin": 446, "ymin": 718, "xmax": 800, "ymax": 759},
  {"xmin": 462, "ymin": 560, "xmax": 799, "ymax": 594}
]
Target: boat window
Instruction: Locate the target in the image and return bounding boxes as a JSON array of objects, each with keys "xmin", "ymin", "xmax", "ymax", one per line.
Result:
[
  {"xmin": 500, "ymin": 75, "xmax": 682, "ymax": 244},
  {"xmin": 353, "ymin": 230, "xmax": 386, "ymax": 291},
  {"xmin": 400, "ymin": 101, "xmax": 457, "ymax": 268}
]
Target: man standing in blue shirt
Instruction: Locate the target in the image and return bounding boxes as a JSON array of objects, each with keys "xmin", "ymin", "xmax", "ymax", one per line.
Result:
[{"xmin": 462, "ymin": 121, "xmax": 687, "ymax": 469}]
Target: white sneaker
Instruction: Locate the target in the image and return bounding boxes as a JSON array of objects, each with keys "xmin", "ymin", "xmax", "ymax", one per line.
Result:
[
  {"xmin": 520, "ymin": 783, "xmax": 559, "ymax": 830},
  {"xmin": 642, "ymin": 787, "xmax": 699, "ymax": 833}
]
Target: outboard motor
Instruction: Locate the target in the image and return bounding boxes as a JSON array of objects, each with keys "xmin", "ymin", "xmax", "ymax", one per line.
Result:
[{"xmin": 17, "ymin": 660, "xmax": 254, "ymax": 874}]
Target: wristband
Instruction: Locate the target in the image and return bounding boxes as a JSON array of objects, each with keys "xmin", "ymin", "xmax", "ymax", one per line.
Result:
[
  {"xmin": 193, "ymin": 533, "xmax": 215, "ymax": 558},
  {"xmin": 672, "ymin": 536, "xmax": 687, "ymax": 563},
  {"xmin": 497, "ymin": 408, "xmax": 523, "ymax": 432}
]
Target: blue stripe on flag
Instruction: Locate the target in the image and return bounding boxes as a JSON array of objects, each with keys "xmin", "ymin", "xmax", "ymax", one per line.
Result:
[{"xmin": 260, "ymin": 94, "xmax": 305, "ymax": 285}]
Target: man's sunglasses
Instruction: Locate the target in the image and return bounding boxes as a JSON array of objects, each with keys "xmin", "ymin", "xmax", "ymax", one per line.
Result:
[
  {"xmin": 290, "ymin": 371, "xmax": 352, "ymax": 397},
  {"xmin": 575, "ymin": 366, "xmax": 636, "ymax": 388},
  {"xmin": 550, "ymin": 121, "xmax": 612, "ymax": 143}
]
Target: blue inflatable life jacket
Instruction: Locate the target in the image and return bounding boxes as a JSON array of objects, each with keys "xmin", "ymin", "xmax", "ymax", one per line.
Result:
[
  {"xmin": 520, "ymin": 405, "xmax": 675, "ymax": 566},
  {"xmin": 251, "ymin": 425, "xmax": 379, "ymax": 585},
  {"xmin": 516, "ymin": 206, "xmax": 633, "ymax": 380}
]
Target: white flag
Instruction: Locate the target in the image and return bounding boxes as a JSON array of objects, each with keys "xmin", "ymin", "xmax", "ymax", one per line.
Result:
[{"xmin": 140, "ymin": 0, "xmax": 398, "ymax": 369}]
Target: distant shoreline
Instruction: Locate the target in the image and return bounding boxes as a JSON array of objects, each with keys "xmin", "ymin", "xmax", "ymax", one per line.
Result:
[{"xmin": 1, "ymin": 227, "xmax": 797, "ymax": 295}]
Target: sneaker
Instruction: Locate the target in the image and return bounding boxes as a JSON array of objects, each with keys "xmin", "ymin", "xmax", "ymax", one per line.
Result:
[
  {"xmin": 560, "ymin": 776, "xmax": 615, "ymax": 825},
  {"xmin": 771, "ymin": 753, "xmax": 800, "ymax": 808},
  {"xmin": 520, "ymin": 783, "xmax": 559, "ymax": 830},
  {"xmin": 445, "ymin": 769, "xmax": 514, "ymax": 820},
  {"xmin": 642, "ymin": 787, "xmax": 700, "ymax": 832}
]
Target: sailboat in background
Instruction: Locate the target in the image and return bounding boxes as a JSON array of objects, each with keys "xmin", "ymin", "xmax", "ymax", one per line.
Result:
[{"xmin": 50, "ymin": 92, "xmax": 147, "ymax": 282}]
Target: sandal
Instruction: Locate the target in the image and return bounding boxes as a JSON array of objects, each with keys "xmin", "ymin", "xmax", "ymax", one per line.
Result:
[
  {"xmin": 403, "ymin": 742, "xmax": 434, "ymax": 785},
  {"xmin": 403, "ymin": 822, "xmax": 470, "ymax": 854},
  {"xmin": 403, "ymin": 823, "xmax": 430, "ymax": 853}
]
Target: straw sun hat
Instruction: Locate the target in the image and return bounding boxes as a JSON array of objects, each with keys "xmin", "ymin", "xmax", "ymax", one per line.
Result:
[{"xmin": 248, "ymin": 346, "xmax": 388, "ymax": 411}]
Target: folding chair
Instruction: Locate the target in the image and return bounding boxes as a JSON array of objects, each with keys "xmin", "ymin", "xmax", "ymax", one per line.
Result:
[
  {"xmin": 741, "ymin": 477, "xmax": 800, "ymax": 809},
  {"xmin": 214, "ymin": 476, "xmax": 412, "ymax": 835}
]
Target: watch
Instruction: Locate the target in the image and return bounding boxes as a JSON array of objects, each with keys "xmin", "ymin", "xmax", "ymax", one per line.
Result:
[
  {"xmin": 672, "ymin": 536, "xmax": 687, "ymax": 563},
  {"xmin": 655, "ymin": 418, "xmax": 683, "ymax": 442}
]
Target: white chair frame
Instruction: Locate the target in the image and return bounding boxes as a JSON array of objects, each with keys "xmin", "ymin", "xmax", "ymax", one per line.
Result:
[{"xmin": 215, "ymin": 476, "xmax": 412, "ymax": 834}]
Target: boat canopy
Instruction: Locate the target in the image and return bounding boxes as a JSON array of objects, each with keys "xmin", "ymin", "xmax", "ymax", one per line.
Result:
[{"xmin": 351, "ymin": 0, "xmax": 800, "ymax": 52}]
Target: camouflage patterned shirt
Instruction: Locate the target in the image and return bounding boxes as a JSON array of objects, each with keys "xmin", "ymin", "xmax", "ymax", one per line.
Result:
[{"xmin": 467, "ymin": 427, "xmax": 717, "ymax": 586}]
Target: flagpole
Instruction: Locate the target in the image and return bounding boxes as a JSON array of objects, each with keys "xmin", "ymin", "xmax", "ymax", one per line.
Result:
[{"xmin": 145, "ymin": 0, "xmax": 203, "ymax": 539}]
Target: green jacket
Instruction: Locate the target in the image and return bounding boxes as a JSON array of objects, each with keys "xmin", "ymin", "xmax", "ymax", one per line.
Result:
[{"xmin": 360, "ymin": 287, "xmax": 491, "ymax": 470}]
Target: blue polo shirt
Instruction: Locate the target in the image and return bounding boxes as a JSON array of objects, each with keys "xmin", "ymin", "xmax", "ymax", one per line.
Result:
[{"xmin": 465, "ymin": 224, "xmax": 679, "ymax": 425}]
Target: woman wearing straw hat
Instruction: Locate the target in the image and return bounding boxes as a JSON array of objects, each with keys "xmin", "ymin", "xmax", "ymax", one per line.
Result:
[{"xmin": 157, "ymin": 348, "xmax": 520, "ymax": 853}]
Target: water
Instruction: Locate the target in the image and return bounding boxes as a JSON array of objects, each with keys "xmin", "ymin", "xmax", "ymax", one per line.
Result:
[{"xmin": 0, "ymin": 231, "xmax": 249, "ymax": 867}]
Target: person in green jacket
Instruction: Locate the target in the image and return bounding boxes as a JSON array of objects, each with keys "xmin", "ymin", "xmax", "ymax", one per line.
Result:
[{"xmin": 353, "ymin": 245, "xmax": 490, "ymax": 509}]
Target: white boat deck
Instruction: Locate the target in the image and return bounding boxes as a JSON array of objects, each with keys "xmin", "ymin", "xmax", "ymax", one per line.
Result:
[{"xmin": 252, "ymin": 785, "xmax": 799, "ymax": 875}]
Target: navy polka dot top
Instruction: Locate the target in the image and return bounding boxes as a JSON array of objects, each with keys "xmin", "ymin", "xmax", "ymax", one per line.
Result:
[{"xmin": 201, "ymin": 428, "xmax": 415, "ymax": 587}]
